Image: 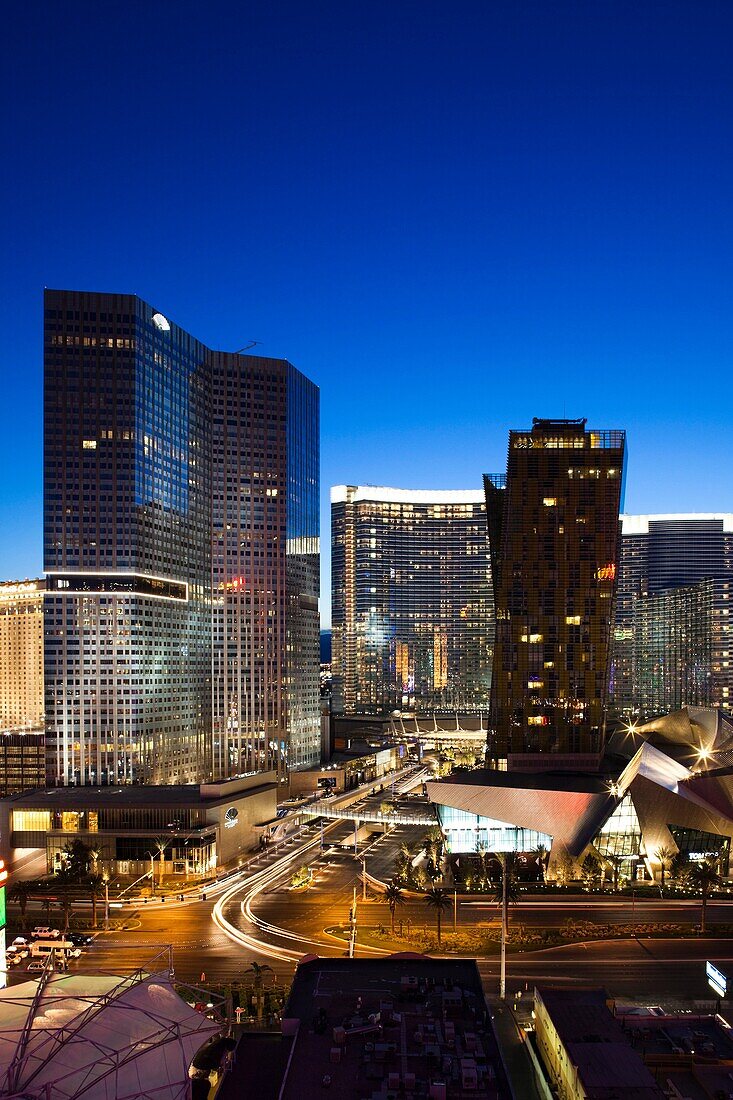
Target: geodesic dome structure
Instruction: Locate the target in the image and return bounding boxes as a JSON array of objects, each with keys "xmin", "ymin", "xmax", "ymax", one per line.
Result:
[{"xmin": 0, "ymin": 969, "xmax": 220, "ymax": 1099}]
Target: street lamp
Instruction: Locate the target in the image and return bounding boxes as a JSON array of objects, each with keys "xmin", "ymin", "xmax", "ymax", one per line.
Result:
[{"xmin": 102, "ymin": 870, "xmax": 110, "ymax": 929}]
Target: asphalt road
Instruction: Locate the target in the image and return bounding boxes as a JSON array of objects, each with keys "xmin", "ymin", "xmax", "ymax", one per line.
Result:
[{"xmin": 10, "ymin": 783, "xmax": 733, "ymax": 1008}]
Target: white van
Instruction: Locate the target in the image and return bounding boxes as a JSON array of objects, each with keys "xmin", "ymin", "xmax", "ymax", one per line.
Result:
[{"xmin": 30, "ymin": 939, "xmax": 75, "ymax": 960}]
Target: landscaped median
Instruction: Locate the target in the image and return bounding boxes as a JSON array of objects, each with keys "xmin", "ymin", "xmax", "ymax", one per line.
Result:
[{"xmin": 323, "ymin": 917, "xmax": 733, "ymax": 956}]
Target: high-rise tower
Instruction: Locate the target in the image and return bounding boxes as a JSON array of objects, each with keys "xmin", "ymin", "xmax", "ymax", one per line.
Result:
[
  {"xmin": 44, "ymin": 290, "xmax": 319, "ymax": 786},
  {"xmin": 211, "ymin": 353, "xmax": 320, "ymax": 778},
  {"xmin": 485, "ymin": 418, "xmax": 626, "ymax": 760},
  {"xmin": 331, "ymin": 486, "xmax": 493, "ymax": 715},
  {"xmin": 611, "ymin": 514, "xmax": 733, "ymax": 720}
]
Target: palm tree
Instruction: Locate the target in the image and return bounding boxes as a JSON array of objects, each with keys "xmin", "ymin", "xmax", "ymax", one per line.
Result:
[
  {"xmin": 60, "ymin": 838, "xmax": 92, "ymax": 881},
  {"xmin": 55, "ymin": 881, "xmax": 75, "ymax": 934},
  {"xmin": 9, "ymin": 880, "xmax": 34, "ymax": 930},
  {"xmin": 383, "ymin": 881, "xmax": 405, "ymax": 935},
  {"xmin": 88, "ymin": 874, "xmax": 105, "ymax": 929},
  {"xmin": 687, "ymin": 859, "xmax": 723, "ymax": 933},
  {"xmin": 532, "ymin": 844, "xmax": 549, "ymax": 884},
  {"xmin": 656, "ymin": 845, "xmax": 675, "ymax": 892},
  {"xmin": 245, "ymin": 961, "xmax": 274, "ymax": 1019},
  {"xmin": 423, "ymin": 887, "xmax": 451, "ymax": 946},
  {"xmin": 89, "ymin": 846, "xmax": 102, "ymax": 876}
]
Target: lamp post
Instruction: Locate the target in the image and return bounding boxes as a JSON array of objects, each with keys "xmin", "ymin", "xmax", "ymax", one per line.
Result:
[
  {"xmin": 103, "ymin": 871, "xmax": 109, "ymax": 929},
  {"xmin": 499, "ymin": 855, "xmax": 508, "ymax": 1000},
  {"xmin": 150, "ymin": 854, "xmax": 155, "ymax": 896},
  {"xmin": 348, "ymin": 885, "xmax": 357, "ymax": 958}
]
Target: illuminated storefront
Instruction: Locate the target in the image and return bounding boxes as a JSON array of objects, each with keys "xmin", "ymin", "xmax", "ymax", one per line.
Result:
[{"xmin": 1, "ymin": 774, "xmax": 276, "ymax": 879}]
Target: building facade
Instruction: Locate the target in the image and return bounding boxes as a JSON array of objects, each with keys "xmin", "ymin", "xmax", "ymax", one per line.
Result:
[
  {"xmin": 0, "ymin": 580, "xmax": 45, "ymax": 734},
  {"xmin": 331, "ymin": 486, "xmax": 493, "ymax": 715},
  {"xmin": 610, "ymin": 514, "xmax": 733, "ymax": 722},
  {"xmin": 485, "ymin": 418, "xmax": 626, "ymax": 759},
  {"xmin": 0, "ymin": 772, "xmax": 277, "ymax": 879},
  {"xmin": 44, "ymin": 290, "xmax": 319, "ymax": 787},
  {"xmin": 428, "ymin": 706, "xmax": 733, "ymax": 881},
  {"xmin": 211, "ymin": 353, "xmax": 320, "ymax": 778},
  {"xmin": 0, "ymin": 733, "xmax": 45, "ymax": 796}
]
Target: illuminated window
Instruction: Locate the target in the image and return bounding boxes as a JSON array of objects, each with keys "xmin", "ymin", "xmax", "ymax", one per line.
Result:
[
  {"xmin": 82, "ymin": 440, "xmax": 97, "ymax": 450},
  {"xmin": 565, "ymin": 615, "xmax": 581, "ymax": 626},
  {"xmin": 527, "ymin": 715, "xmax": 549, "ymax": 726},
  {"xmin": 543, "ymin": 497, "xmax": 557, "ymax": 507},
  {"xmin": 13, "ymin": 809, "xmax": 51, "ymax": 831},
  {"xmin": 520, "ymin": 633, "xmax": 544, "ymax": 643},
  {"xmin": 528, "ymin": 679, "xmax": 543, "ymax": 690}
]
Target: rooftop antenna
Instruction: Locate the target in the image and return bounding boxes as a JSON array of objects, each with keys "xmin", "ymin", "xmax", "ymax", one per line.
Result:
[{"xmin": 235, "ymin": 340, "xmax": 262, "ymax": 353}]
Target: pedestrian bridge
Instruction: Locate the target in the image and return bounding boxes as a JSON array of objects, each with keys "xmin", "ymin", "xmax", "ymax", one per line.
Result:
[{"xmin": 301, "ymin": 802, "xmax": 435, "ymax": 826}]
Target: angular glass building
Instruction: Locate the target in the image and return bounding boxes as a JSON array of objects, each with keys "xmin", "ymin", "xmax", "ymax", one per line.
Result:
[
  {"xmin": 331, "ymin": 486, "xmax": 492, "ymax": 715},
  {"xmin": 485, "ymin": 418, "xmax": 626, "ymax": 760},
  {"xmin": 44, "ymin": 290, "xmax": 319, "ymax": 786},
  {"xmin": 610, "ymin": 514, "xmax": 733, "ymax": 722},
  {"xmin": 429, "ymin": 706, "xmax": 733, "ymax": 879}
]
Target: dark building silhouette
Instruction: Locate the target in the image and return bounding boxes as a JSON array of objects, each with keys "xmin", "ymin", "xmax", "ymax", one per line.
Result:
[{"xmin": 484, "ymin": 418, "xmax": 625, "ymax": 760}]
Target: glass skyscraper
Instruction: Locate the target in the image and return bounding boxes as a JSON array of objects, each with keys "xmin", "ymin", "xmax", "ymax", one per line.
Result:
[
  {"xmin": 610, "ymin": 514, "xmax": 733, "ymax": 720},
  {"xmin": 211, "ymin": 354, "xmax": 320, "ymax": 778},
  {"xmin": 44, "ymin": 290, "xmax": 319, "ymax": 786},
  {"xmin": 331, "ymin": 486, "xmax": 492, "ymax": 715},
  {"xmin": 485, "ymin": 418, "xmax": 626, "ymax": 760}
]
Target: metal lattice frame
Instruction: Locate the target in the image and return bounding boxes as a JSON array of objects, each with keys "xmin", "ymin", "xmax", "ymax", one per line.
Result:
[{"xmin": 0, "ymin": 951, "xmax": 222, "ymax": 1100}]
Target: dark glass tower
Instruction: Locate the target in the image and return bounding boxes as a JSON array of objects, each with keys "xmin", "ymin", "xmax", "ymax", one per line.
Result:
[
  {"xmin": 44, "ymin": 291, "xmax": 212, "ymax": 785},
  {"xmin": 331, "ymin": 486, "xmax": 493, "ymax": 715},
  {"xmin": 485, "ymin": 418, "xmax": 626, "ymax": 760},
  {"xmin": 44, "ymin": 290, "xmax": 319, "ymax": 786}
]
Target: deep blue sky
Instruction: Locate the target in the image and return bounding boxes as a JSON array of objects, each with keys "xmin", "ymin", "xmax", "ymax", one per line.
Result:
[{"xmin": 3, "ymin": 1, "xmax": 733, "ymax": 625}]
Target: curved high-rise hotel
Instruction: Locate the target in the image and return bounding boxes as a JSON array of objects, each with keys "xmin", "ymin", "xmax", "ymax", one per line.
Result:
[
  {"xmin": 331, "ymin": 485, "xmax": 492, "ymax": 715},
  {"xmin": 44, "ymin": 290, "xmax": 319, "ymax": 786}
]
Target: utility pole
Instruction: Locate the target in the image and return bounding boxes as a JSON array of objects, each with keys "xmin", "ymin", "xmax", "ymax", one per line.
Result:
[
  {"xmin": 150, "ymin": 854, "xmax": 155, "ymax": 895},
  {"xmin": 348, "ymin": 885, "xmax": 357, "ymax": 958},
  {"xmin": 453, "ymin": 888, "xmax": 458, "ymax": 934},
  {"xmin": 362, "ymin": 857, "xmax": 367, "ymax": 901},
  {"xmin": 353, "ymin": 819, "xmax": 359, "ymax": 855},
  {"xmin": 500, "ymin": 856, "xmax": 508, "ymax": 999},
  {"xmin": 103, "ymin": 872, "xmax": 110, "ymax": 929}
]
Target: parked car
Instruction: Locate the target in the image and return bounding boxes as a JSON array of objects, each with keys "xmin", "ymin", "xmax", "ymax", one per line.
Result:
[
  {"xmin": 33, "ymin": 927, "xmax": 60, "ymax": 939},
  {"xmin": 7, "ymin": 953, "xmax": 23, "ymax": 967},
  {"xmin": 27, "ymin": 961, "xmax": 47, "ymax": 972},
  {"xmin": 12, "ymin": 936, "xmax": 29, "ymax": 947}
]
